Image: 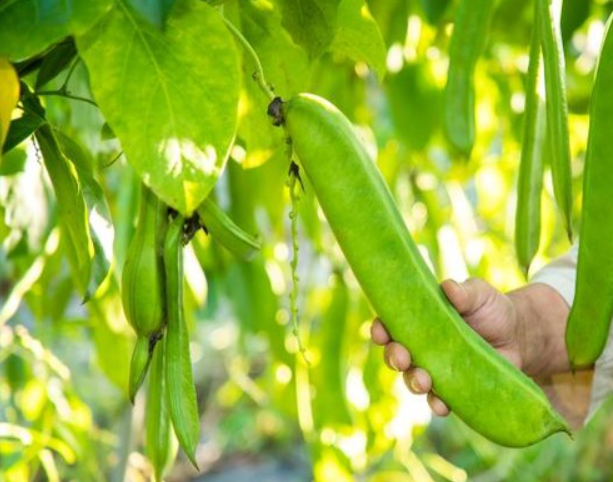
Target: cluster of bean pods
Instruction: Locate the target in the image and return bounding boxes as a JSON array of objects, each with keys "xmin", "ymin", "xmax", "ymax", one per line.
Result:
[{"xmin": 122, "ymin": 186, "xmax": 261, "ymax": 477}]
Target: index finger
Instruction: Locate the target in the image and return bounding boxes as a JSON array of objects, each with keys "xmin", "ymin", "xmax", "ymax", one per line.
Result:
[{"xmin": 371, "ymin": 318, "xmax": 391, "ymax": 345}]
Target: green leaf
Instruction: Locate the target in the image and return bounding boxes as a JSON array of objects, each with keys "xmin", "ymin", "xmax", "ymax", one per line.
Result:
[
  {"xmin": 126, "ymin": 0, "xmax": 176, "ymax": 27},
  {"xmin": 385, "ymin": 61, "xmax": 441, "ymax": 151},
  {"xmin": 229, "ymin": 0, "xmax": 309, "ymax": 167},
  {"xmin": 78, "ymin": 0, "xmax": 240, "ymax": 215},
  {"xmin": 561, "ymin": 0, "xmax": 590, "ymax": 44},
  {"xmin": 100, "ymin": 122, "xmax": 116, "ymax": 141},
  {"xmin": 3, "ymin": 111, "xmax": 45, "ymax": 154},
  {"xmin": 0, "ymin": 0, "xmax": 112, "ymax": 61},
  {"xmin": 417, "ymin": 0, "xmax": 452, "ymax": 25},
  {"xmin": 34, "ymin": 126, "xmax": 112, "ymax": 301},
  {"xmin": 87, "ymin": 279, "xmax": 134, "ymax": 391},
  {"xmin": 274, "ymin": 0, "xmax": 341, "ymax": 59},
  {"xmin": 368, "ymin": 1, "xmax": 410, "ymax": 47},
  {"xmin": 4, "ymin": 84, "xmax": 46, "ymax": 156},
  {"xmin": 330, "ymin": 0, "xmax": 387, "ymax": 79},
  {"xmin": 0, "ymin": 148, "xmax": 27, "ymax": 176},
  {"xmin": 35, "ymin": 39, "xmax": 78, "ymax": 90},
  {"xmin": 35, "ymin": 124, "xmax": 93, "ymax": 298},
  {"xmin": 55, "ymin": 132, "xmax": 114, "ymax": 302}
]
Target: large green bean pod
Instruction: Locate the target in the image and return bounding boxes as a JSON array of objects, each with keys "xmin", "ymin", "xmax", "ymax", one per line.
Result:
[
  {"xmin": 145, "ymin": 342, "xmax": 178, "ymax": 482},
  {"xmin": 515, "ymin": 16, "xmax": 547, "ymax": 275},
  {"xmin": 537, "ymin": 0, "xmax": 573, "ymax": 240},
  {"xmin": 566, "ymin": 16, "xmax": 613, "ymax": 369},
  {"xmin": 276, "ymin": 93, "xmax": 569, "ymax": 447},
  {"xmin": 443, "ymin": 0, "xmax": 494, "ymax": 156},
  {"xmin": 122, "ymin": 185, "xmax": 168, "ymax": 402},
  {"xmin": 164, "ymin": 214, "xmax": 199, "ymax": 467}
]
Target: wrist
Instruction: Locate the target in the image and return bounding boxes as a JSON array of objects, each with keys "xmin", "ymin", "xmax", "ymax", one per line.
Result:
[{"xmin": 507, "ymin": 283, "xmax": 571, "ymax": 377}]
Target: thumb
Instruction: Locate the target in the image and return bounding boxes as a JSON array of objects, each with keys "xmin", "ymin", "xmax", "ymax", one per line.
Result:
[{"xmin": 441, "ymin": 278, "xmax": 489, "ymax": 316}]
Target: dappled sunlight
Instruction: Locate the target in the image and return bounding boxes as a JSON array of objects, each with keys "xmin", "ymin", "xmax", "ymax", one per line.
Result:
[
  {"xmin": 387, "ymin": 43, "xmax": 404, "ymax": 73},
  {"xmin": 386, "ymin": 376, "xmax": 431, "ymax": 440},
  {"xmin": 337, "ymin": 430, "xmax": 367, "ymax": 468},
  {"xmin": 346, "ymin": 367, "xmax": 370, "ymax": 411},
  {"xmin": 437, "ymin": 225, "xmax": 469, "ymax": 281},
  {"xmin": 274, "ymin": 363, "xmax": 292, "ymax": 384},
  {"xmin": 160, "ymin": 138, "xmax": 219, "ymax": 178}
]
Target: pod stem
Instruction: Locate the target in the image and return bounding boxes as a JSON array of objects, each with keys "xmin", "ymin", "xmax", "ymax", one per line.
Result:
[
  {"xmin": 286, "ymin": 160, "xmax": 310, "ymax": 366},
  {"xmin": 222, "ymin": 16, "xmax": 275, "ymax": 101}
]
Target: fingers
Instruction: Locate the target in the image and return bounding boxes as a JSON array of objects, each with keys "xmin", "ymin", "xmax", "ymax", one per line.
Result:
[
  {"xmin": 371, "ymin": 318, "xmax": 450, "ymax": 417},
  {"xmin": 370, "ymin": 318, "xmax": 391, "ymax": 345},
  {"xmin": 384, "ymin": 342, "xmax": 411, "ymax": 371},
  {"xmin": 441, "ymin": 278, "xmax": 493, "ymax": 317},
  {"xmin": 372, "ymin": 318, "xmax": 411, "ymax": 371},
  {"xmin": 403, "ymin": 367, "xmax": 432, "ymax": 394},
  {"xmin": 403, "ymin": 369, "xmax": 450, "ymax": 416},
  {"xmin": 372, "ymin": 319, "xmax": 411, "ymax": 371},
  {"xmin": 427, "ymin": 392, "xmax": 450, "ymax": 417}
]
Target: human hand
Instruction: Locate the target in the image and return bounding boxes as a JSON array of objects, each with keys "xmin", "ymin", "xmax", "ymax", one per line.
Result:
[{"xmin": 371, "ymin": 278, "xmax": 527, "ymax": 416}]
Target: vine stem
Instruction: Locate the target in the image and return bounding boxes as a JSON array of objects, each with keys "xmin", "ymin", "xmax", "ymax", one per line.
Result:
[
  {"xmin": 287, "ymin": 156, "xmax": 310, "ymax": 366},
  {"xmin": 35, "ymin": 58, "xmax": 98, "ymax": 107},
  {"xmin": 222, "ymin": 17, "xmax": 276, "ymax": 101},
  {"xmin": 35, "ymin": 90, "xmax": 98, "ymax": 107}
]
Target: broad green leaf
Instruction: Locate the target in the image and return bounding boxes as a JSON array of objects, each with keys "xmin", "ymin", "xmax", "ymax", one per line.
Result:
[
  {"xmin": 229, "ymin": 0, "xmax": 309, "ymax": 167},
  {"xmin": 0, "ymin": 58, "xmax": 20, "ymax": 160},
  {"xmin": 330, "ymin": 0, "xmax": 387, "ymax": 79},
  {"xmin": 56, "ymin": 132, "xmax": 114, "ymax": 301},
  {"xmin": 274, "ymin": 0, "xmax": 341, "ymax": 59},
  {"xmin": 34, "ymin": 124, "xmax": 93, "ymax": 299},
  {"xmin": 0, "ymin": 0, "xmax": 112, "ymax": 61},
  {"xmin": 78, "ymin": 0, "xmax": 240, "ymax": 215},
  {"xmin": 127, "ymin": 0, "xmax": 175, "ymax": 27}
]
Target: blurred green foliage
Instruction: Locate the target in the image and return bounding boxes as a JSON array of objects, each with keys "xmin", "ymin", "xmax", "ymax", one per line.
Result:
[{"xmin": 1, "ymin": 0, "xmax": 613, "ymax": 480}]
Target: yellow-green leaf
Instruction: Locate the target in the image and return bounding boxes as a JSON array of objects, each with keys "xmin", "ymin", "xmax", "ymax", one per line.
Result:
[
  {"xmin": 77, "ymin": 0, "xmax": 241, "ymax": 215},
  {"xmin": 330, "ymin": 0, "xmax": 387, "ymax": 80},
  {"xmin": 0, "ymin": 0, "xmax": 112, "ymax": 61}
]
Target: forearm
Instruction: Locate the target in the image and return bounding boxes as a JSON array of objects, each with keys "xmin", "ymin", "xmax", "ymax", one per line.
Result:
[{"xmin": 507, "ymin": 282, "xmax": 572, "ymax": 378}]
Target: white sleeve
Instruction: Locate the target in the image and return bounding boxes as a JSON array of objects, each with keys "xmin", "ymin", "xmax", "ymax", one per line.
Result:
[
  {"xmin": 531, "ymin": 244, "xmax": 613, "ymax": 420},
  {"xmin": 530, "ymin": 244, "xmax": 579, "ymax": 307}
]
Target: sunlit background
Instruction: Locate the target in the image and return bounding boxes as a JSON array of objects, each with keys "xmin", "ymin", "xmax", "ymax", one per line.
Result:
[{"xmin": 2, "ymin": 0, "xmax": 613, "ymax": 481}]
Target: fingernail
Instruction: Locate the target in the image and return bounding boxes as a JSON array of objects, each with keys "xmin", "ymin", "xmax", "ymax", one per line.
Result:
[
  {"xmin": 450, "ymin": 279, "xmax": 464, "ymax": 293},
  {"xmin": 409, "ymin": 376, "xmax": 420, "ymax": 393},
  {"xmin": 388, "ymin": 357, "xmax": 398, "ymax": 371}
]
